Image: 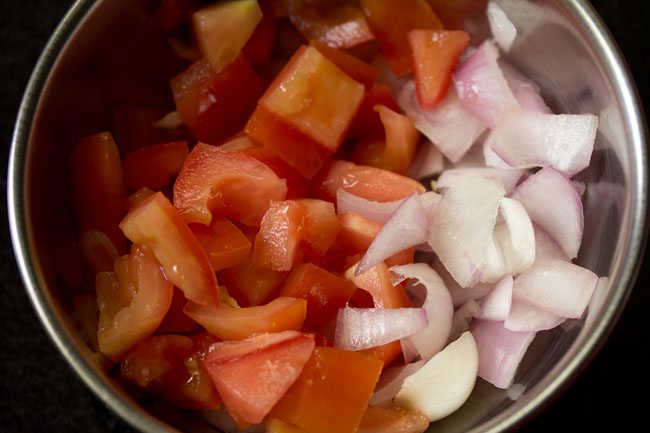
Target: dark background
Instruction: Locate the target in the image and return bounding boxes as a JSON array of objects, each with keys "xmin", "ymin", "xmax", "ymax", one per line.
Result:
[{"xmin": 0, "ymin": 1, "xmax": 648, "ymax": 432}]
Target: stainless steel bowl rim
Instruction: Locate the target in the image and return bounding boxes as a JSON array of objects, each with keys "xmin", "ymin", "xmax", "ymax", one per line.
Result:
[{"xmin": 7, "ymin": 1, "xmax": 648, "ymax": 432}]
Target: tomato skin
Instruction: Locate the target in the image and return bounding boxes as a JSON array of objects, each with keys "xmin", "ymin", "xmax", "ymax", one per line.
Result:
[
  {"xmin": 360, "ymin": 0, "xmax": 443, "ymax": 75},
  {"xmin": 71, "ymin": 132, "xmax": 128, "ymax": 254},
  {"xmin": 242, "ymin": 0, "xmax": 277, "ymax": 65},
  {"xmin": 253, "ymin": 200, "xmax": 307, "ymax": 271},
  {"xmin": 184, "ymin": 296, "xmax": 307, "ymax": 341},
  {"xmin": 173, "ymin": 143, "xmax": 288, "ymax": 226},
  {"xmin": 96, "ymin": 245, "xmax": 173, "ymax": 360},
  {"xmin": 122, "ymin": 141, "xmax": 189, "ymax": 191},
  {"xmin": 203, "ymin": 331, "xmax": 315, "ymax": 424},
  {"xmin": 271, "ymin": 347, "xmax": 384, "ymax": 433},
  {"xmin": 280, "ymin": 263, "xmax": 356, "ymax": 331},
  {"xmin": 218, "ymin": 254, "xmax": 289, "ymax": 307},
  {"xmin": 119, "ymin": 191, "xmax": 219, "ymax": 307},
  {"xmin": 409, "ymin": 29, "xmax": 470, "ymax": 108},
  {"xmin": 171, "ymin": 57, "xmax": 265, "ymax": 143},
  {"xmin": 308, "ymin": 40, "xmax": 378, "ymax": 88},
  {"xmin": 191, "ymin": 218, "xmax": 251, "ymax": 271}
]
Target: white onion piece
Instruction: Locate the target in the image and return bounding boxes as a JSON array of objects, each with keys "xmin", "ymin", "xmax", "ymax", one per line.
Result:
[
  {"xmin": 335, "ymin": 307, "xmax": 429, "ymax": 351},
  {"xmin": 478, "ymin": 275, "xmax": 513, "ymax": 321},
  {"xmin": 369, "ymin": 361, "xmax": 425, "ymax": 406},
  {"xmin": 510, "ymin": 167, "xmax": 583, "ymax": 259},
  {"xmin": 152, "ymin": 110, "xmax": 183, "ymax": 130},
  {"xmin": 483, "ymin": 137, "xmax": 513, "ymax": 169},
  {"xmin": 500, "ymin": 61, "xmax": 551, "ymax": 114},
  {"xmin": 504, "ymin": 299, "xmax": 565, "ymax": 332},
  {"xmin": 356, "ymin": 193, "xmax": 430, "ymax": 275},
  {"xmin": 512, "ymin": 260, "xmax": 598, "ymax": 319},
  {"xmin": 485, "ymin": 111, "xmax": 598, "ymax": 176},
  {"xmin": 390, "ymin": 263, "xmax": 454, "ymax": 361},
  {"xmin": 408, "ymin": 140, "xmax": 446, "ymax": 179},
  {"xmin": 533, "ymin": 224, "xmax": 569, "ymax": 264},
  {"xmin": 493, "ymin": 197, "xmax": 535, "ymax": 274},
  {"xmin": 398, "ymin": 81, "xmax": 486, "ymax": 163},
  {"xmin": 453, "ymin": 40, "xmax": 519, "ymax": 127},
  {"xmin": 481, "ymin": 235, "xmax": 506, "ymax": 284},
  {"xmin": 336, "ymin": 189, "xmax": 402, "ymax": 224},
  {"xmin": 487, "ymin": 1, "xmax": 517, "ymax": 52},
  {"xmin": 449, "ymin": 299, "xmax": 482, "ymax": 343},
  {"xmin": 401, "ymin": 339, "xmax": 419, "ymax": 364},
  {"xmin": 432, "ymin": 259, "xmax": 494, "ymax": 307},
  {"xmin": 395, "ymin": 332, "xmax": 478, "ymax": 421},
  {"xmin": 471, "ymin": 319, "xmax": 535, "ymax": 389},
  {"xmin": 428, "ymin": 172, "xmax": 505, "ymax": 287},
  {"xmin": 437, "ymin": 168, "xmax": 524, "ymax": 194}
]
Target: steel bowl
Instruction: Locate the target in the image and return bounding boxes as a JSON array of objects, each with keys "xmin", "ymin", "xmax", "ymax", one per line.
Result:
[{"xmin": 7, "ymin": 0, "xmax": 648, "ymax": 432}]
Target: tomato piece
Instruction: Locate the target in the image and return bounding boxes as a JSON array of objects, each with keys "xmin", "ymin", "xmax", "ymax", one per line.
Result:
[
  {"xmin": 219, "ymin": 254, "xmax": 289, "ymax": 307},
  {"xmin": 267, "ymin": 418, "xmax": 308, "ymax": 433},
  {"xmin": 253, "ymin": 200, "xmax": 307, "ymax": 271},
  {"xmin": 282, "ymin": 0, "xmax": 374, "ymax": 49},
  {"xmin": 308, "ymin": 40, "xmax": 378, "ymax": 88},
  {"xmin": 121, "ymin": 334, "xmax": 221, "ymax": 409},
  {"xmin": 348, "ymin": 84, "xmax": 400, "ymax": 140},
  {"xmin": 357, "ymin": 401, "xmax": 429, "ymax": 433},
  {"xmin": 155, "ymin": 0, "xmax": 197, "ymax": 32},
  {"xmin": 361, "ymin": 340, "xmax": 404, "ymax": 366},
  {"xmin": 297, "ymin": 198, "xmax": 340, "ymax": 257},
  {"xmin": 280, "ymin": 263, "xmax": 356, "ymax": 331},
  {"xmin": 385, "ymin": 248, "xmax": 415, "ymax": 267},
  {"xmin": 156, "ymin": 286, "xmax": 199, "ymax": 334},
  {"xmin": 337, "ymin": 212, "xmax": 382, "ymax": 253},
  {"xmin": 79, "ymin": 230, "xmax": 119, "ymax": 272},
  {"xmin": 203, "ymin": 331, "xmax": 315, "ymax": 424},
  {"xmin": 191, "ymin": 218, "xmax": 251, "ymax": 271},
  {"xmin": 111, "ymin": 104, "xmax": 182, "ymax": 154},
  {"xmin": 122, "ymin": 141, "xmax": 189, "ymax": 191},
  {"xmin": 128, "ymin": 187, "xmax": 156, "ymax": 209},
  {"xmin": 313, "ymin": 160, "xmax": 425, "ymax": 203},
  {"xmin": 242, "ymin": 0, "xmax": 277, "ymax": 65},
  {"xmin": 260, "ymin": 45, "xmax": 365, "ymax": 153},
  {"xmin": 271, "ymin": 347, "xmax": 384, "ymax": 433},
  {"xmin": 171, "ymin": 57, "xmax": 265, "ymax": 143},
  {"xmin": 71, "ymin": 132, "xmax": 128, "ymax": 254},
  {"xmin": 174, "ymin": 143, "xmax": 287, "ymax": 226},
  {"xmin": 409, "ymin": 29, "xmax": 470, "ymax": 108},
  {"xmin": 360, "ymin": 0, "xmax": 442, "ymax": 75},
  {"xmin": 96, "ymin": 245, "xmax": 173, "ymax": 359},
  {"xmin": 119, "ymin": 192, "xmax": 219, "ymax": 307},
  {"xmin": 184, "ymin": 296, "xmax": 307, "ymax": 340},
  {"xmin": 245, "ymin": 104, "xmax": 330, "ymax": 179},
  {"xmin": 347, "ymin": 261, "xmax": 411, "ymax": 309},
  {"xmin": 353, "ymin": 105, "xmax": 419, "ymax": 174}
]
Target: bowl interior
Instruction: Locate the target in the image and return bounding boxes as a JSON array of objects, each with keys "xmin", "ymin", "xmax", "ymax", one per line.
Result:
[{"xmin": 13, "ymin": 0, "xmax": 647, "ymax": 432}]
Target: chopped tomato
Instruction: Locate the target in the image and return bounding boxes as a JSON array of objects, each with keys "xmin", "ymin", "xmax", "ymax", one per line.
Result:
[
  {"xmin": 110, "ymin": 104, "xmax": 181, "ymax": 154},
  {"xmin": 312, "ymin": 160, "xmax": 426, "ymax": 202},
  {"xmin": 259, "ymin": 45, "xmax": 365, "ymax": 153},
  {"xmin": 119, "ymin": 192, "xmax": 219, "ymax": 307},
  {"xmin": 96, "ymin": 245, "xmax": 173, "ymax": 359},
  {"xmin": 356, "ymin": 401, "xmax": 429, "ymax": 433},
  {"xmin": 171, "ymin": 57, "xmax": 265, "ymax": 143},
  {"xmin": 156, "ymin": 286, "xmax": 199, "ymax": 334},
  {"xmin": 79, "ymin": 230, "xmax": 119, "ymax": 272},
  {"xmin": 361, "ymin": 340, "xmax": 404, "ymax": 366},
  {"xmin": 122, "ymin": 141, "xmax": 189, "ymax": 191},
  {"xmin": 245, "ymin": 104, "xmax": 331, "ymax": 179},
  {"xmin": 282, "ymin": 0, "xmax": 375, "ymax": 49},
  {"xmin": 385, "ymin": 247, "xmax": 415, "ymax": 268},
  {"xmin": 308, "ymin": 40, "xmax": 378, "ymax": 88},
  {"xmin": 271, "ymin": 347, "xmax": 384, "ymax": 433},
  {"xmin": 71, "ymin": 132, "xmax": 128, "ymax": 254},
  {"xmin": 155, "ymin": 0, "xmax": 197, "ymax": 32},
  {"xmin": 409, "ymin": 29, "xmax": 470, "ymax": 108},
  {"xmin": 184, "ymin": 296, "xmax": 307, "ymax": 340},
  {"xmin": 348, "ymin": 84, "xmax": 400, "ymax": 139},
  {"xmin": 218, "ymin": 254, "xmax": 289, "ymax": 307},
  {"xmin": 360, "ymin": 0, "xmax": 443, "ymax": 75},
  {"xmin": 121, "ymin": 334, "xmax": 221, "ymax": 409},
  {"xmin": 191, "ymin": 218, "xmax": 251, "ymax": 271},
  {"xmin": 253, "ymin": 200, "xmax": 307, "ymax": 271},
  {"xmin": 173, "ymin": 143, "xmax": 288, "ymax": 226},
  {"xmin": 296, "ymin": 199, "xmax": 340, "ymax": 257},
  {"xmin": 128, "ymin": 187, "xmax": 156, "ymax": 209},
  {"xmin": 347, "ymin": 261, "xmax": 412, "ymax": 309},
  {"xmin": 266, "ymin": 418, "xmax": 308, "ymax": 433},
  {"xmin": 203, "ymin": 331, "xmax": 315, "ymax": 424},
  {"xmin": 337, "ymin": 212, "xmax": 383, "ymax": 253},
  {"xmin": 353, "ymin": 105, "xmax": 419, "ymax": 174},
  {"xmin": 242, "ymin": 0, "xmax": 277, "ymax": 65},
  {"xmin": 280, "ymin": 263, "xmax": 356, "ymax": 330}
]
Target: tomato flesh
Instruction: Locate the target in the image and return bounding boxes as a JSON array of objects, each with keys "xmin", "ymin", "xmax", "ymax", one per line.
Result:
[
  {"xmin": 308, "ymin": 40, "xmax": 378, "ymax": 88},
  {"xmin": 122, "ymin": 141, "xmax": 189, "ymax": 191},
  {"xmin": 242, "ymin": 0, "xmax": 277, "ymax": 65},
  {"xmin": 191, "ymin": 218, "xmax": 251, "ymax": 271},
  {"xmin": 348, "ymin": 84, "xmax": 400, "ymax": 140},
  {"xmin": 357, "ymin": 401, "xmax": 429, "ymax": 433},
  {"xmin": 218, "ymin": 253, "xmax": 289, "ymax": 307},
  {"xmin": 253, "ymin": 200, "xmax": 307, "ymax": 271}
]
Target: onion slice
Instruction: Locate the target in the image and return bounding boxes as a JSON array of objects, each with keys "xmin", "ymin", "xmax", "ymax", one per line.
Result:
[
  {"xmin": 369, "ymin": 361, "xmax": 425, "ymax": 406},
  {"xmin": 471, "ymin": 319, "xmax": 535, "ymax": 389},
  {"xmin": 408, "ymin": 140, "xmax": 445, "ymax": 179},
  {"xmin": 335, "ymin": 307, "xmax": 428, "ymax": 351},
  {"xmin": 532, "ymin": 224, "xmax": 569, "ymax": 264},
  {"xmin": 336, "ymin": 189, "xmax": 403, "ymax": 224},
  {"xmin": 478, "ymin": 274, "xmax": 513, "ymax": 321},
  {"xmin": 437, "ymin": 168, "xmax": 524, "ymax": 196},
  {"xmin": 487, "ymin": 1, "xmax": 517, "ymax": 52},
  {"xmin": 493, "ymin": 197, "xmax": 535, "ymax": 275},
  {"xmin": 500, "ymin": 61, "xmax": 551, "ymax": 114},
  {"xmin": 391, "ymin": 263, "xmax": 454, "ymax": 361},
  {"xmin": 504, "ymin": 299, "xmax": 565, "ymax": 332},
  {"xmin": 449, "ymin": 299, "xmax": 482, "ymax": 343}
]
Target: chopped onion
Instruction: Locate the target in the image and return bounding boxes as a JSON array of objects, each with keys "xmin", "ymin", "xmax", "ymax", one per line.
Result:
[
  {"xmin": 504, "ymin": 299, "xmax": 565, "ymax": 332},
  {"xmin": 369, "ymin": 361, "xmax": 425, "ymax": 406},
  {"xmin": 152, "ymin": 110, "xmax": 183, "ymax": 130},
  {"xmin": 500, "ymin": 61, "xmax": 551, "ymax": 114},
  {"xmin": 512, "ymin": 259, "xmax": 598, "ymax": 319},
  {"xmin": 487, "ymin": 1, "xmax": 517, "ymax": 52},
  {"xmin": 336, "ymin": 189, "xmax": 403, "ymax": 224},
  {"xmin": 471, "ymin": 319, "xmax": 535, "ymax": 389},
  {"xmin": 485, "ymin": 111, "xmax": 598, "ymax": 176},
  {"xmin": 395, "ymin": 332, "xmax": 478, "ymax": 421},
  {"xmin": 335, "ymin": 307, "xmax": 429, "ymax": 351},
  {"xmin": 390, "ymin": 263, "xmax": 454, "ymax": 361},
  {"xmin": 510, "ymin": 167, "xmax": 583, "ymax": 259},
  {"xmin": 478, "ymin": 274, "xmax": 513, "ymax": 321},
  {"xmin": 449, "ymin": 299, "xmax": 482, "ymax": 343},
  {"xmin": 401, "ymin": 339, "xmax": 420, "ymax": 364},
  {"xmin": 398, "ymin": 81, "xmax": 486, "ymax": 163},
  {"xmin": 437, "ymin": 167, "xmax": 524, "ymax": 194},
  {"xmin": 431, "ymin": 259, "xmax": 494, "ymax": 307},
  {"xmin": 453, "ymin": 40, "xmax": 519, "ymax": 127},
  {"xmin": 356, "ymin": 193, "xmax": 431, "ymax": 275},
  {"xmin": 532, "ymin": 224, "xmax": 569, "ymax": 264},
  {"xmin": 493, "ymin": 197, "xmax": 535, "ymax": 275},
  {"xmin": 408, "ymin": 140, "xmax": 446, "ymax": 179}
]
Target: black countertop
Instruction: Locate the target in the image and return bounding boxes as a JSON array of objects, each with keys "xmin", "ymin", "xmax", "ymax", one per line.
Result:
[{"xmin": 1, "ymin": 1, "xmax": 648, "ymax": 432}]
